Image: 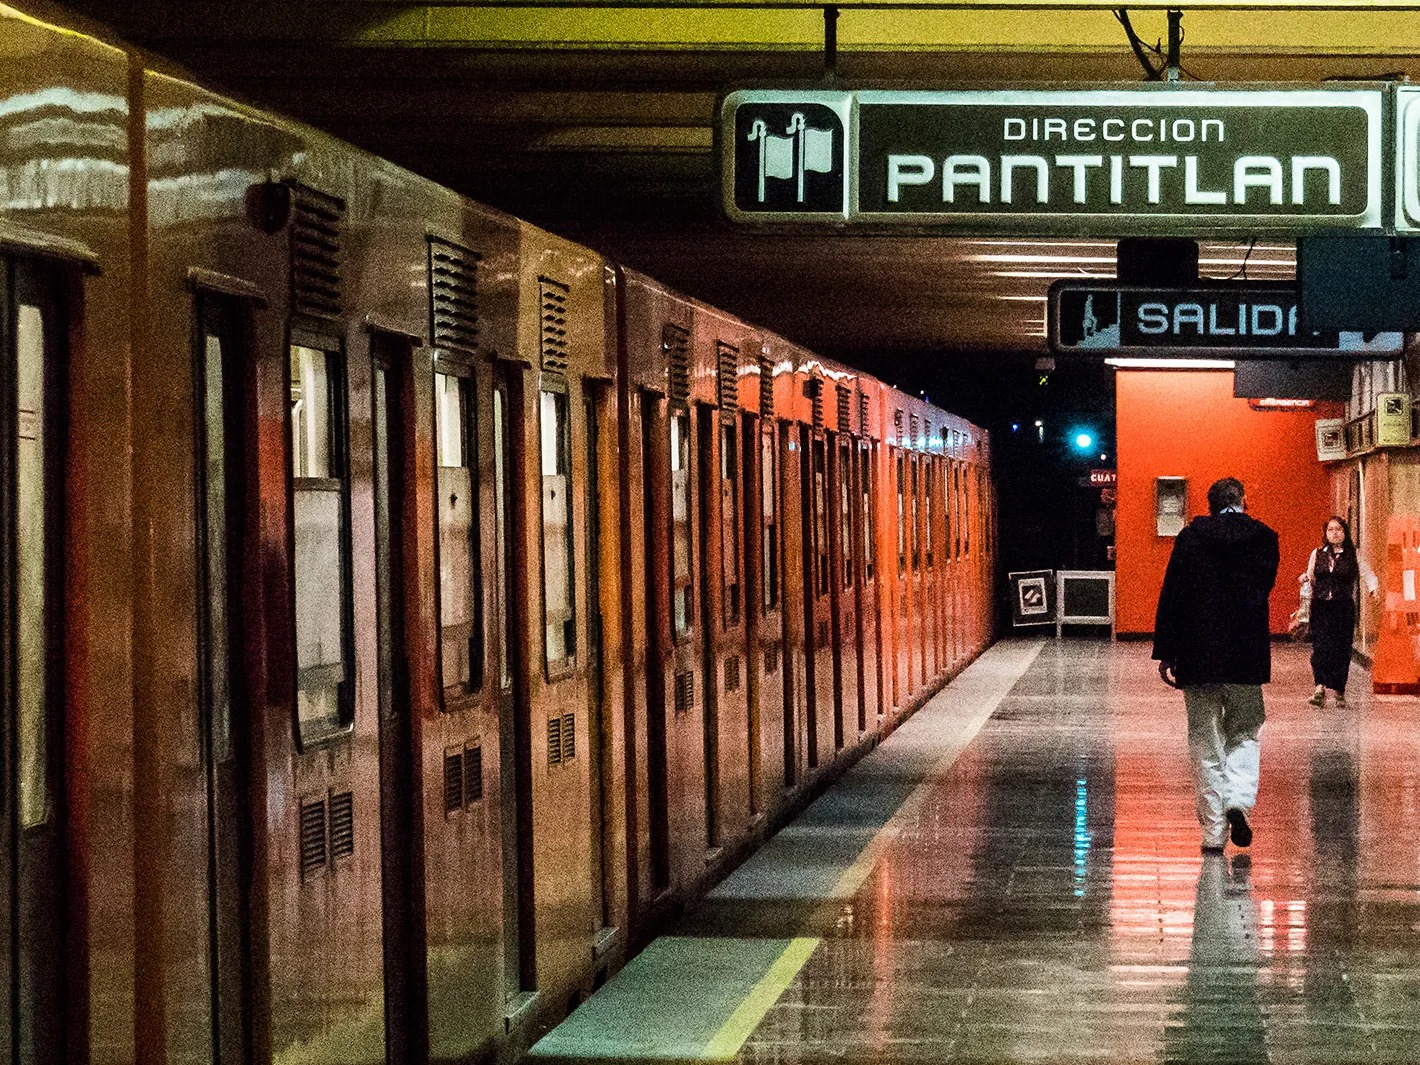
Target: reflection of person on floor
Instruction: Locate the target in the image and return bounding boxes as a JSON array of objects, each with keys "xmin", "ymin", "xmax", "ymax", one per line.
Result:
[
  {"xmin": 1153, "ymin": 477, "xmax": 1280, "ymax": 853},
  {"xmin": 1167, "ymin": 853, "xmax": 1267, "ymax": 1065}
]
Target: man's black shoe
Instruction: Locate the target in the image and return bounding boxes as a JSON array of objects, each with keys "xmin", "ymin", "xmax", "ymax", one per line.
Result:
[{"xmin": 1226, "ymin": 808, "xmax": 1253, "ymax": 848}]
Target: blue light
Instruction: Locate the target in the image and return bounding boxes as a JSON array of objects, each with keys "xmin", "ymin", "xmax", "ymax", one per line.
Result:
[
  {"xmin": 1073, "ymin": 431, "xmax": 1094, "ymax": 451},
  {"xmin": 1011, "ymin": 423, "xmax": 1019, "ymax": 432}
]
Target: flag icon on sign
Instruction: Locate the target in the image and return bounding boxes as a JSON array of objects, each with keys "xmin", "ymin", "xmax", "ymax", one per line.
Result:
[{"xmin": 748, "ymin": 112, "xmax": 835, "ymax": 204}]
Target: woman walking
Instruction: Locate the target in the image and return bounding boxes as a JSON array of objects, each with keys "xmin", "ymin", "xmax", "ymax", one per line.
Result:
[{"xmin": 1305, "ymin": 516, "xmax": 1375, "ymax": 708}]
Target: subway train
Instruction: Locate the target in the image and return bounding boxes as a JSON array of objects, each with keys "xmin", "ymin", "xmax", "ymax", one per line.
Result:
[{"xmin": 0, "ymin": 2, "xmax": 997, "ymax": 1063}]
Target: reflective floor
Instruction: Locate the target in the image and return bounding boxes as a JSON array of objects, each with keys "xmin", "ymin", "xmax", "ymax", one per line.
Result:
[
  {"xmin": 733, "ymin": 639, "xmax": 1418, "ymax": 1064},
  {"xmin": 536, "ymin": 637, "xmax": 1420, "ymax": 1064}
]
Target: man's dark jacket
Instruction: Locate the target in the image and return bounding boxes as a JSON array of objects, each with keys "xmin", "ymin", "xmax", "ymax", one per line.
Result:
[{"xmin": 1152, "ymin": 512, "xmax": 1280, "ymax": 686}]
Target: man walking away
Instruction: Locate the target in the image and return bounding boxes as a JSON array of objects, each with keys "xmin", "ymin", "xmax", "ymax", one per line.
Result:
[{"xmin": 1153, "ymin": 477, "xmax": 1280, "ymax": 854}]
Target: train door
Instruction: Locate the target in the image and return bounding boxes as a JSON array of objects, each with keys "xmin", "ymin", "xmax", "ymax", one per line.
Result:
[
  {"xmin": 745, "ymin": 412, "xmax": 779, "ymax": 809},
  {"xmin": 777, "ymin": 420, "xmax": 802, "ymax": 789},
  {"xmin": 829, "ymin": 436, "xmax": 856, "ymax": 747},
  {"xmin": 802, "ymin": 427, "xmax": 833, "ymax": 769},
  {"xmin": 908, "ymin": 453, "xmax": 923, "ymax": 694},
  {"xmin": 857, "ymin": 440, "xmax": 880, "ymax": 725},
  {"xmin": 194, "ymin": 294, "xmax": 253, "ymax": 1065},
  {"xmin": 952, "ymin": 458, "xmax": 964, "ymax": 668},
  {"xmin": 639, "ymin": 394, "xmax": 671, "ymax": 893},
  {"xmin": 924, "ymin": 454, "xmax": 940, "ymax": 679},
  {"xmin": 695, "ymin": 406, "xmax": 719, "ymax": 850},
  {"xmin": 2, "ymin": 258, "xmax": 66, "ymax": 1065},
  {"xmin": 893, "ymin": 448, "xmax": 907, "ymax": 711},
  {"xmin": 493, "ymin": 372, "xmax": 537, "ymax": 1004},
  {"xmin": 583, "ymin": 385, "xmax": 616, "ymax": 939}
]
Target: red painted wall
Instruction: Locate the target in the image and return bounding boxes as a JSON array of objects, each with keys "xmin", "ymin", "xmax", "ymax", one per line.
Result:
[{"xmin": 1116, "ymin": 370, "xmax": 1342, "ymax": 636}]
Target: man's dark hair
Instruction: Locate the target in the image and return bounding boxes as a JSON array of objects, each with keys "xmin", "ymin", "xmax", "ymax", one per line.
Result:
[{"xmin": 1207, "ymin": 477, "xmax": 1245, "ymax": 515}]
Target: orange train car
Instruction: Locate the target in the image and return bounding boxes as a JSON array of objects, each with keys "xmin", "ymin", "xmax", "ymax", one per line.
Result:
[{"xmin": 0, "ymin": 2, "xmax": 997, "ymax": 1064}]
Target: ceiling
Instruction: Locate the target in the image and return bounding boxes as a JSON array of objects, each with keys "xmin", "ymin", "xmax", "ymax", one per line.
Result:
[{"xmin": 53, "ymin": 1, "xmax": 1420, "ymax": 361}]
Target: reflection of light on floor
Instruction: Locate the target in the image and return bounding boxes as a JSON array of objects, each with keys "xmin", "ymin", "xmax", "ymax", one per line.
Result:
[
  {"xmin": 1257, "ymin": 898, "xmax": 1308, "ymax": 955},
  {"xmin": 1074, "ymin": 776, "xmax": 1091, "ymax": 897}
]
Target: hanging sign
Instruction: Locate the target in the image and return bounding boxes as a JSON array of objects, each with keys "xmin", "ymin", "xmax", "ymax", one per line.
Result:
[
  {"xmin": 1048, "ymin": 280, "xmax": 1403, "ymax": 357},
  {"xmin": 722, "ymin": 87, "xmax": 1384, "ymax": 233}
]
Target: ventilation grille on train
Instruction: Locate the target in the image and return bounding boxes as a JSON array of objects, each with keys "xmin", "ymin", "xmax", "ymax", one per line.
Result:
[
  {"xmin": 725, "ymin": 655, "xmax": 741, "ymax": 693},
  {"xmin": 909, "ymin": 414, "xmax": 919, "ymax": 448},
  {"xmin": 837, "ymin": 384, "xmax": 852, "ymax": 435},
  {"xmin": 429, "ymin": 238, "xmax": 480, "ymax": 353},
  {"xmin": 288, "ymin": 182, "xmax": 344, "ymax": 322},
  {"xmin": 894, "ymin": 409, "xmax": 904, "ymax": 439},
  {"xmin": 807, "ymin": 378, "xmax": 824, "ymax": 431},
  {"xmin": 300, "ymin": 797, "xmax": 327, "ymax": 880},
  {"xmin": 759, "ymin": 352, "xmax": 774, "ymax": 419},
  {"xmin": 328, "ymin": 791, "xmax": 355, "ymax": 860},
  {"xmin": 444, "ymin": 748, "xmax": 464, "ymax": 814},
  {"xmin": 664, "ymin": 323, "xmax": 690, "ymax": 407},
  {"xmin": 764, "ymin": 643, "xmax": 780, "ymax": 675},
  {"xmin": 547, "ymin": 713, "xmax": 576, "ymax": 766},
  {"xmin": 717, "ymin": 342, "xmax": 739, "ymax": 419},
  {"xmin": 673, "ymin": 670, "xmax": 695, "ymax": 715},
  {"xmin": 539, "ymin": 277, "xmax": 570, "ymax": 376}
]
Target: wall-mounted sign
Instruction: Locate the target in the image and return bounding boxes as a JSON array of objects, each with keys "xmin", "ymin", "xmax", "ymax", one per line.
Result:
[
  {"xmin": 1089, "ymin": 468, "xmax": 1117, "ymax": 486},
  {"xmin": 722, "ymin": 87, "xmax": 1384, "ymax": 233},
  {"xmin": 1048, "ymin": 281, "xmax": 1403, "ymax": 357},
  {"xmin": 1376, "ymin": 391, "xmax": 1412, "ymax": 446},
  {"xmin": 1248, "ymin": 397, "xmax": 1317, "ymax": 410},
  {"xmin": 1315, "ymin": 417, "xmax": 1346, "ymax": 460}
]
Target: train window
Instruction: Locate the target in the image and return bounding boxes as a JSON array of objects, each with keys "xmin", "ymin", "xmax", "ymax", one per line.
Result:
[
  {"xmin": 290, "ymin": 344, "xmax": 354, "ymax": 746},
  {"xmin": 760, "ymin": 430, "xmax": 778, "ymax": 612},
  {"xmin": 861, "ymin": 443, "xmax": 874, "ymax": 583},
  {"xmin": 910, "ymin": 457, "xmax": 920, "ymax": 572},
  {"xmin": 13, "ymin": 294, "xmax": 52, "ymax": 826},
  {"xmin": 670, "ymin": 409, "xmax": 693, "ymax": 640},
  {"xmin": 436, "ymin": 370, "xmax": 483, "ymax": 693},
  {"xmin": 839, "ymin": 444, "xmax": 852, "ymax": 588},
  {"xmin": 541, "ymin": 386, "xmax": 576, "ymax": 674},
  {"xmin": 493, "ymin": 385, "xmax": 512, "ymax": 691},
  {"xmin": 720, "ymin": 422, "xmax": 740, "ymax": 627},
  {"xmin": 896, "ymin": 453, "xmax": 906, "ymax": 574},
  {"xmin": 813, "ymin": 439, "xmax": 828, "ymax": 599}
]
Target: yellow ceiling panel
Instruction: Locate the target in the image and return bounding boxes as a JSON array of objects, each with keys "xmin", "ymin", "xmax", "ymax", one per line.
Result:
[{"xmin": 361, "ymin": 5, "xmax": 1420, "ymax": 54}]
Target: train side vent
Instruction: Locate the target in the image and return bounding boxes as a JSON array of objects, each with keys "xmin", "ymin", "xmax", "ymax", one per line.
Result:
[
  {"xmin": 548, "ymin": 715, "xmax": 564, "ymax": 766},
  {"xmin": 328, "ymin": 791, "xmax": 355, "ymax": 860},
  {"xmin": 725, "ymin": 655, "xmax": 741, "ymax": 693},
  {"xmin": 909, "ymin": 414, "xmax": 919, "ymax": 448},
  {"xmin": 837, "ymin": 384, "xmax": 852, "ymax": 434},
  {"xmin": 288, "ymin": 182, "xmax": 344, "ymax": 322},
  {"xmin": 859, "ymin": 392, "xmax": 869, "ymax": 435},
  {"xmin": 764, "ymin": 643, "xmax": 780, "ymax": 675},
  {"xmin": 673, "ymin": 670, "xmax": 695, "ymax": 714},
  {"xmin": 758, "ymin": 352, "xmax": 774, "ymax": 419},
  {"xmin": 429, "ymin": 237, "xmax": 480, "ymax": 353},
  {"xmin": 717, "ymin": 342, "xmax": 739, "ymax": 418},
  {"xmin": 562, "ymin": 712, "xmax": 576, "ymax": 760},
  {"xmin": 539, "ymin": 277, "xmax": 570, "ymax": 376},
  {"xmin": 807, "ymin": 378, "xmax": 824, "ymax": 431},
  {"xmin": 464, "ymin": 742, "xmax": 483, "ymax": 803},
  {"xmin": 299, "ymin": 797, "xmax": 327, "ymax": 881},
  {"xmin": 443, "ymin": 748, "xmax": 464, "ymax": 814},
  {"xmin": 664, "ymin": 323, "xmax": 691, "ymax": 407},
  {"xmin": 894, "ymin": 409, "xmax": 904, "ymax": 439}
]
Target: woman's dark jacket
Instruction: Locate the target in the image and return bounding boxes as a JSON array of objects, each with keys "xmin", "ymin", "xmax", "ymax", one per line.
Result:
[
  {"xmin": 1312, "ymin": 545, "xmax": 1358, "ymax": 603},
  {"xmin": 1152, "ymin": 512, "xmax": 1281, "ymax": 686}
]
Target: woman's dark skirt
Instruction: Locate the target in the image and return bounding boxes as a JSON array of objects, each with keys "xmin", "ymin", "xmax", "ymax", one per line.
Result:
[{"xmin": 1310, "ymin": 595, "xmax": 1357, "ymax": 694}]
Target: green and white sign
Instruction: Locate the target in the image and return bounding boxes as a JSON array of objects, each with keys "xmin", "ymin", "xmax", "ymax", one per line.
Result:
[{"xmin": 722, "ymin": 87, "xmax": 1384, "ymax": 233}]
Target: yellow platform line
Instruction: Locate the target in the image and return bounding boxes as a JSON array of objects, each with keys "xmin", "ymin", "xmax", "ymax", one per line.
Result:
[{"xmin": 702, "ymin": 936, "xmax": 819, "ymax": 1061}]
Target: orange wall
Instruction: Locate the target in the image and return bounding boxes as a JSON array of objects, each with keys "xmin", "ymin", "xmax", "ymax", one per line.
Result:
[{"xmin": 1116, "ymin": 370, "xmax": 1341, "ymax": 635}]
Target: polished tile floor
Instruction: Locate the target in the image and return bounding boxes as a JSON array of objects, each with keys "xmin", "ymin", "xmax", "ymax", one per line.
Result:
[{"xmin": 732, "ymin": 639, "xmax": 1420, "ymax": 1064}]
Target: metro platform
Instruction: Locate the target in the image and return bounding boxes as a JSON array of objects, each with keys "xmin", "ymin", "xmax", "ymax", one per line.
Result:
[{"xmin": 531, "ymin": 637, "xmax": 1418, "ymax": 1064}]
